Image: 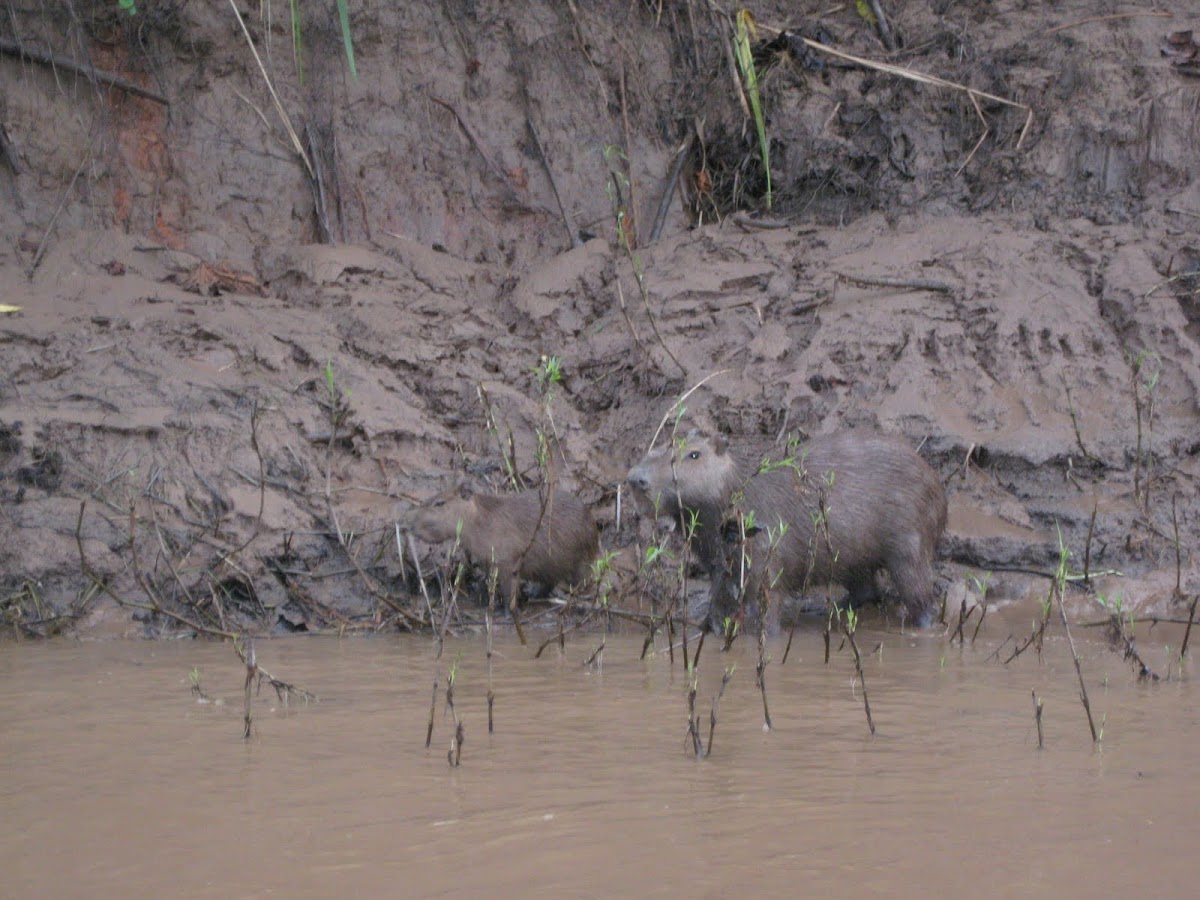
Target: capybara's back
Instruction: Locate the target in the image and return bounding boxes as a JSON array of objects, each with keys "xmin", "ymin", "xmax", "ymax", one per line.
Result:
[
  {"xmin": 627, "ymin": 431, "xmax": 947, "ymax": 628},
  {"xmin": 405, "ymin": 484, "xmax": 598, "ymax": 602}
]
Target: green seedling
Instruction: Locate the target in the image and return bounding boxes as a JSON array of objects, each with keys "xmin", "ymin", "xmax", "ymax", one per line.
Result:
[{"xmin": 734, "ymin": 9, "xmax": 772, "ymax": 208}]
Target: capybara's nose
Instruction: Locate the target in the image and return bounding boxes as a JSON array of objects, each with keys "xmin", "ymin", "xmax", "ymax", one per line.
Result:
[{"xmin": 627, "ymin": 467, "xmax": 650, "ymax": 492}]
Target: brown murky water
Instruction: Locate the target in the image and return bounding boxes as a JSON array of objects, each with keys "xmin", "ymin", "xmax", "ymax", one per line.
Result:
[{"xmin": 3, "ymin": 619, "xmax": 1198, "ymax": 898}]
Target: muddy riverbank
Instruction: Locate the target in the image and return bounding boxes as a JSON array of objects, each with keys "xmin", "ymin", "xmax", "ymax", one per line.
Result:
[{"xmin": 1, "ymin": 2, "xmax": 1198, "ymax": 637}]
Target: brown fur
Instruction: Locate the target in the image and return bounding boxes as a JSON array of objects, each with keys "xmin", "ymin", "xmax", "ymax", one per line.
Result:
[
  {"xmin": 402, "ymin": 484, "xmax": 598, "ymax": 606},
  {"xmin": 627, "ymin": 431, "xmax": 948, "ymax": 629}
]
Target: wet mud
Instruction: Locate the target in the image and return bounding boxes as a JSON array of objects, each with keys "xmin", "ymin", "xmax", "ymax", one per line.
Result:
[{"xmin": 1, "ymin": 4, "xmax": 1198, "ymax": 637}]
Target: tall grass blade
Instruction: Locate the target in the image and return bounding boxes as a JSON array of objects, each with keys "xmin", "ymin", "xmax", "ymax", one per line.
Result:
[{"xmin": 336, "ymin": 0, "xmax": 358, "ymax": 80}]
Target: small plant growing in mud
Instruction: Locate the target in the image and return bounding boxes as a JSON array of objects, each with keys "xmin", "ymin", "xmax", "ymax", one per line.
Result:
[
  {"xmin": 1129, "ymin": 349, "xmax": 1161, "ymax": 513},
  {"xmin": 580, "ymin": 549, "xmax": 622, "ymax": 668},
  {"xmin": 476, "ymin": 382, "xmax": 522, "ymax": 490},
  {"xmin": 733, "ymin": 9, "xmax": 772, "ymax": 209},
  {"xmin": 636, "ymin": 530, "xmax": 677, "ymax": 660},
  {"xmin": 531, "ymin": 355, "xmax": 564, "ymax": 491},
  {"xmin": 321, "ymin": 359, "xmax": 356, "ymax": 548},
  {"xmin": 323, "ymin": 358, "xmax": 353, "ymax": 433},
  {"xmin": 604, "ymin": 146, "xmax": 685, "ymax": 377}
]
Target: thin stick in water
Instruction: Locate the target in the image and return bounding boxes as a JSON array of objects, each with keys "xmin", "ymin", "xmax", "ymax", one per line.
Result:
[{"xmin": 425, "ymin": 677, "xmax": 439, "ymax": 749}]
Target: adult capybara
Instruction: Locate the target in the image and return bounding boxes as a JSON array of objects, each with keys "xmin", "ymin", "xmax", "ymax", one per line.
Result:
[
  {"xmin": 402, "ymin": 483, "xmax": 598, "ymax": 608},
  {"xmin": 626, "ymin": 431, "xmax": 947, "ymax": 630}
]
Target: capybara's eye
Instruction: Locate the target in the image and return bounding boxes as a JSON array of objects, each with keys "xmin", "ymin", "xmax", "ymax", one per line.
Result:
[{"xmin": 686, "ymin": 450, "xmax": 701, "ymax": 461}]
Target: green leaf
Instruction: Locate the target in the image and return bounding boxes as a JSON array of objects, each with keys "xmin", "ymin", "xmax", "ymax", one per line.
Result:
[{"xmin": 336, "ymin": 0, "xmax": 358, "ymax": 80}]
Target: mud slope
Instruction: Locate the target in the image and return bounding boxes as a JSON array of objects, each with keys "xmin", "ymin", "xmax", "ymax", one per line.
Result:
[{"xmin": 1, "ymin": 1, "xmax": 1197, "ymax": 635}]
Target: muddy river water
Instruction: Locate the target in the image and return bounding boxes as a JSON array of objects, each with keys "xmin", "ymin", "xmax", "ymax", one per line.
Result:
[{"xmin": 3, "ymin": 618, "xmax": 1198, "ymax": 897}]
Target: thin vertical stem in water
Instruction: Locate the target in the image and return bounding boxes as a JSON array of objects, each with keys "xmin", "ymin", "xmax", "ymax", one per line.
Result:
[
  {"xmin": 756, "ymin": 625, "xmax": 772, "ymax": 731},
  {"xmin": 671, "ymin": 506, "xmax": 698, "ymax": 669},
  {"xmin": 970, "ymin": 599, "xmax": 989, "ymax": 645},
  {"xmin": 844, "ymin": 621, "xmax": 875, "ymax": 736},
  {"xmin": 1182, "ymin": 590, "xmax": 1200, "ymax": 659},
  {"xmin": 583, "ymin": 639, "xmax": 605, "ymax": 669},
  {"xmin": 1056, "ymin": 574, "xmax": 1099, "ymax": 743},
  {"xmin": 1032, "ymin": 690, "xmax": 1044, "ymax": 749},
  {"xmin": 950, "ymin": 595, "xmax": 974, "ymax": 645},
  {"xmin": 446, "ymin": 666, "xmax": 462, "ymax": 766},
  {"xmin": 425, "ymin": 677, "xmax": 439, "ymax": 749},
  {"xmin": 685, "ymin": 671, "xmax": 703, "ymax": 758},
  {"xmin": 705, "ymin": 666, "xmax": 733, "ymax": 758},
  {"xmin": 450, "ymin": 720, "xmax": 464, "ymax": 767},
  {"xmin": 242, "ymin": 638, "xmax": 256, "ymax": 741},
  {"xmin": 486, "ymin": 571, "xmax": 496, "ymax": 735},
  {"xmin": 781, "ymin": 624, "xmax": 797, "ymax": 664}
]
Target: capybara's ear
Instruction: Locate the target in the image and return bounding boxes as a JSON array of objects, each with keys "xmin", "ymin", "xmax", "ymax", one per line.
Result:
[
  {"xmin": 455, "ymin": 481, "xmax": 475, "ymax": 499},
  {"xmin": 712, "ymin": 433, "xmax": 729, "ymax": 455}
]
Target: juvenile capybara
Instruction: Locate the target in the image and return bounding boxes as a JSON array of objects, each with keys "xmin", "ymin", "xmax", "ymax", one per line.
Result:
[
  {"xmin": 402, "ymin": 483, "xmax": 598, "ymax": 608},
  {"xmin": 626, "ymin": 431, "xmax": 947, "ymax": 630}
]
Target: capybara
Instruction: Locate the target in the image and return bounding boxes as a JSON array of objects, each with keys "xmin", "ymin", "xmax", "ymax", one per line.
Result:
[
  {"xmin": 626, "ymin": 431, "xmax": 947, "ymax": 630},
  {"xmin": 402, "ymin": 483, "xmax": 598, "ymax": 608}
]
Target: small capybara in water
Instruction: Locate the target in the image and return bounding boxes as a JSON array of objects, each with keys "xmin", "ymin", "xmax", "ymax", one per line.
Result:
[
  {"xmin": 402, "ymin": 483, "xmax": 598, "ymax": 608},
  {"xmin": 626, "ymin": 431, "xmax": 947, "ymax": 630}
]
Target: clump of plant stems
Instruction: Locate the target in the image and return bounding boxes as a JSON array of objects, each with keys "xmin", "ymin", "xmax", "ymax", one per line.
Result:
[
  {"xmin": 1095, "ymin": 592, "xmax": 1159, "ymax": 682},
  {"xmin": 423, "ymin": 657, "xmax": 464, "ymax": 766},
  {"xmin": 949, "ymin": 572, "xmax": 992, "ymax": 646},
  {"xmin": 235, "ymin": 637, "xmax": 317, "ymax": 740},
  {"xmin": 685, "ymin": 656, "xmax": 731, "ymax": 759},
  {"xmin": 733, "ymin": 9, "xmax": 772, "ymax": 208}
]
